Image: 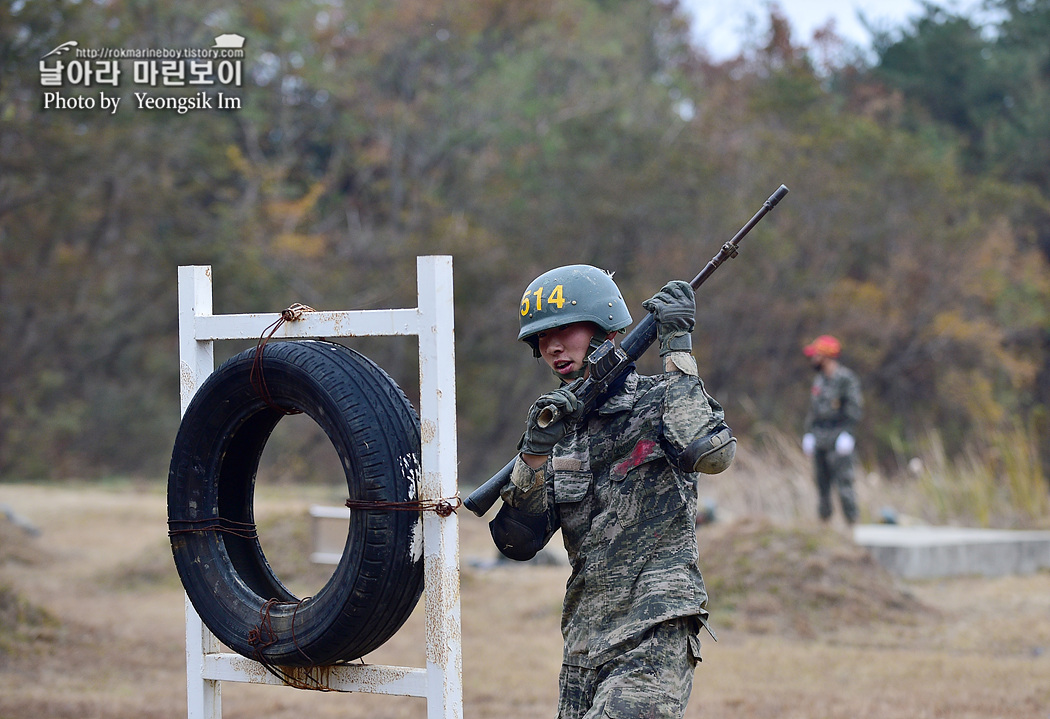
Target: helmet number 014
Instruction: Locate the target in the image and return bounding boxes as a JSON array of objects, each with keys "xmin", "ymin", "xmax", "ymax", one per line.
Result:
[{"xmin": 521, "ymin": 284, "xmax": 566, "ymax": 316}]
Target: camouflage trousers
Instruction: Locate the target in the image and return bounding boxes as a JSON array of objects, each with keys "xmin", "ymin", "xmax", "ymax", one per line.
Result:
[
  {"xmin": 556, "ymin": 617, "xmax": 700, "ymax": 719},
  {"xmin": 813, "ymin": 447, "xmax": 858, "ymax": 523}
]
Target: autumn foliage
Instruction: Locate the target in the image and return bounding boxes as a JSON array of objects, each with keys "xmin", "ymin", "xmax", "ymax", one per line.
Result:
[{"xmin": 2, "ymin": 0, "xmax": 1049, "ymax": 486}]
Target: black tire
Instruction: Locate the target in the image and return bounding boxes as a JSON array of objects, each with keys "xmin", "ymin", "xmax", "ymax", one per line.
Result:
[{"xmin": 168, "ymin": 340, "xmax": 424, "ymax": 666}]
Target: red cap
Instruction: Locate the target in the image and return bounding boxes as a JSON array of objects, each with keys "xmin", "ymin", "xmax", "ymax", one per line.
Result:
[{"xmin": 804, "ymin": 334, "xmax": 841, "ymax": 358}]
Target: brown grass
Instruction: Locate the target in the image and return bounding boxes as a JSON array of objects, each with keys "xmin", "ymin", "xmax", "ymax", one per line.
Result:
[{"xmin": 1, "ymin": 463, "xmax": 1048, "ymax": 718}]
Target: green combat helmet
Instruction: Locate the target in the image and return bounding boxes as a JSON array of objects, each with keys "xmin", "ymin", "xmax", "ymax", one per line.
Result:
[{"xmin": 518, "ymin": 264, "xmax": 633, "ymax": 357}]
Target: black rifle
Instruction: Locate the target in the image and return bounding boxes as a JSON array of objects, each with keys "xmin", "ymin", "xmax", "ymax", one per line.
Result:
[{"xmin": 463, "ymin": 184, "xmax": 789, "ymax": 517}]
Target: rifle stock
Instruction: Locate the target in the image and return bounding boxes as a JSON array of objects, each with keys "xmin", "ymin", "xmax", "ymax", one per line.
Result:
[{"xmin": 463, "ymin": 184, "xmax": 789, "ymax": 517}]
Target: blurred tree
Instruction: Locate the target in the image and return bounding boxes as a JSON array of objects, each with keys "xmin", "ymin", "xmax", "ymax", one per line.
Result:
[
  {"xmin": 872, "ymin": 5, "xmax": 997, "ymax": 170},
  {"xmin": 863, "ymin": 0, "xmax": 1050, "ymax": 472}
]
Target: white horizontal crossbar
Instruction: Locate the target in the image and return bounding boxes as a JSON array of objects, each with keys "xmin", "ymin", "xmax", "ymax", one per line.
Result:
[
  {"xmin": 194, "ymin": 308, "xmax": 422, "ymax": 341},
  {"xmin": 201, "ymin": 653, "xmax": 428, "ymax": 696}
]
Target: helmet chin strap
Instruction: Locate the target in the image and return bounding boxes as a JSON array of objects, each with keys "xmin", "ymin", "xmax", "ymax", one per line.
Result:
[{"xmin": 552, "ymin": 335, "xmax": 607, "ymax": 383}]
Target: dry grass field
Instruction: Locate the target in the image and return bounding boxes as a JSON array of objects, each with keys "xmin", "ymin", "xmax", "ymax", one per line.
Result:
[{"xmin": 1, "ymin": 470, "xmax": 1049, "ymax": 719}]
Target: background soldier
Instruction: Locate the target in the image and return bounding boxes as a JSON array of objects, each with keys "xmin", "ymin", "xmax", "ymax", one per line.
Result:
[
  {"xmin": 801, "ymin": 334, "xmax": 863, "ymax": 524},
  {"xmin": 490, "ymin": 264, "xmax": 733, "ymax": 719}
]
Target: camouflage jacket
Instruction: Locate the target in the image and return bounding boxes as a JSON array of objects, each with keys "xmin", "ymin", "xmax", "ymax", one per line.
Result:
[
  {"xmin": 804, "ymin": 363, "xmax": 863, "ymax": 450},
  {"xmin": 504, "ymin": 366, "xmax": 723, "ymax": 668}
]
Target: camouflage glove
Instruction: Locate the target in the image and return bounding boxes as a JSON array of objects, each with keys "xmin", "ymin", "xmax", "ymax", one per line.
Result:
[
  {"xmin": 517, "ymin": 387, "xmax": 581, "ymax": 456},
  {"xmin": 642, "ymin": 280, "xmax": 695, "ymax": 356}
]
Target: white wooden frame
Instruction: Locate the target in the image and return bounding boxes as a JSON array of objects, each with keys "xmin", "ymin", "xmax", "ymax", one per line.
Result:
[{"xmin": 177, "ymin": 256, "xmax": 461, "ymax": 718}]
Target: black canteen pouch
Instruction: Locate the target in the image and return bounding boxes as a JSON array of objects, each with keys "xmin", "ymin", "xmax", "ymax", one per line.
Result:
[{"xmin": 489, "ymin": 502, "xmax": 560, "ymax": 561}]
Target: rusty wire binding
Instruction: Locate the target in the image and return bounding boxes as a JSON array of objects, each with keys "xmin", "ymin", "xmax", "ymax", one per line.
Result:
[
  {"xmin": 344, "ymin": 495, "xmax": 463, "ymax": 517},
  {"xmin": 167, "ymin": 516, "xmax": 258, "ymax": 539},
  {"xmin": 248, "ymin": 598, "xmax": 351, "ymax": 692},
  {"xmin": 250, "ymin": 303, "xmax": 317, "ymax": 415}
]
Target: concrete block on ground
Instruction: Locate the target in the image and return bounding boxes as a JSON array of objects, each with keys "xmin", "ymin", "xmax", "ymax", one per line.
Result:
[
  {"xmin": 853, "ymin": 524, "xmax": 1050, "ymax": 579},
  {"xmin": 310, "ymin": 505, "xmax": 350, "ymax": 565}
]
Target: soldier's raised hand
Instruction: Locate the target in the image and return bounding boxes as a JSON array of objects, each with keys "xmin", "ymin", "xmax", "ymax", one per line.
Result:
[
  {"xmin": 518, "ymin": 386, "xmax": 581, "ymax": 457},
  {"xmin": 642, "ymin": 280, "xmax": 695, "ymax": 356}
]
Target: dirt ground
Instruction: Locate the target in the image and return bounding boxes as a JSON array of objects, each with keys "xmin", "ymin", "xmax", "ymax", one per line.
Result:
[{"xmin": 1, "ymin": 480, "xmax": 1048, "ymax": 719}]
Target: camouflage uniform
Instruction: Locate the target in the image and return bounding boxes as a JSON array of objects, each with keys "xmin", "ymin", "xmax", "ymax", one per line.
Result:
[
  {"xmin": 502, "ymin": 360, "xmax": 722, "ymax": 718},
  {"xmin": 804, "ymin": 363, "xmax": 863, "ymax": 522},
  {"xmin": 556, "ymin": 616, "xmax": 698, "ymax": 719}
]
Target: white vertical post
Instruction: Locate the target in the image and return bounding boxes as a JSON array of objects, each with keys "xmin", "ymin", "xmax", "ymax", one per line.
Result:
[
  {"xmin": 175, "ymin": 258, "xmax": 461, "ymax": 718},
  {"xmin": 416, "ymin": 256, "xmax": 463, "ymax": 718},
  {"xmin": 177, "ymin": 265, "xmax": 221, "ymax": 719},
  {"xmin": 178, "ymin": 265, "xmax": 214, "ymax": 414}
]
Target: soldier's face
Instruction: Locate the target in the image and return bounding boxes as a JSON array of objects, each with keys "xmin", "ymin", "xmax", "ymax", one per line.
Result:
[{"xmin": 537, "ymin": 322, "xmax": 596, "ymax": 378}]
